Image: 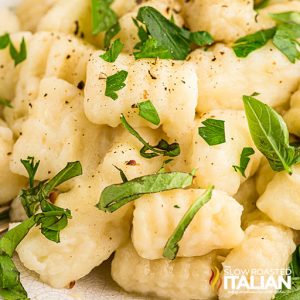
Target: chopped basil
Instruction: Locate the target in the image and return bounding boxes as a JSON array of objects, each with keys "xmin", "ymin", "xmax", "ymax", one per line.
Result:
[
  {"xmin": 133, "ymin": 6, "xmax": 213, "ymax": 60},
  {"xmin": 104, "ymin": 22, "xmax": 121, "ymax": 49},
  {"xmin": 233, "ymin": 11, "xmax": 300, "ymax": 63},
  {"xmin": 273, "ymin": 23, "xmax": 300, "ymax": 63},
  {"xmin": 105, "ymin": 70, "xmax": 128, "ymax": 100},
  {"xmin": 270, "ymin": 11, "xmax": 300, "ymax": 25},
  {"xmin": 114, "ymin": 165, "xmax": 128, "ymax": 183},
  {"xmin": 0, "ymin": 33, "xmax": 27, "ymax": 66},
  {"xmin": 254, "ymin": 0, "xmax": 270, "ymax": 10},
  {"xmin": 163, "ymin": 186, "xmax": 214, "ymax": 260},
  {"xmin": 0, "ymin": 159, "xmax": 82, "ymax": 299},
  {"xmin": 243, "ymin": 96, "xmax": 299, "ymax": 174},
  {"xmin": 198, "ymin": 119, "xmax": 226, "ymax": 146},
  {"xmin": 100, "ymin": 39, "xmax": 124, "ymax": 62},
  {"xmin": 97, "ymin": 171, "xmax": 195, "ymax": 212},
  {"xmin": 233, "ymin": 147, "xmax": 255, "ymax": 177},
  {"xmin": 136, "ymin": 100, "xmax": 160, "ymax": 125},
  {"xmin": 233, "ymin": 28, "xmax": 276, "ymax": 58},
  {"xmin": 275, "ymin": 245, "xmax": 300, "ymax": 299},
  {"xmin": 91, "ymin": 0, "xmax": 117, "ymax": 35},
  {"xmin": 120, "ymin": 114, "xmax": 180, "ymax": 158},
  {"xmin": 0, "ymin": 98, "xmax": 13, "ymax": 108}
]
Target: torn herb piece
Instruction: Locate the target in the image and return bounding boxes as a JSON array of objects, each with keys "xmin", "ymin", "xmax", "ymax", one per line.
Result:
[
  {"xmin": 198, "ymin": 119, "xmax": 225, "ymax": 146},
  {"xmin": 104, "ymin": 22, "xmax": 121, "ymax": 49},
  {"xmin": 270, "ymin": 11, "xmax": 300, "ymax": 25},
  {"xmin": 233, "ymin": 28, "xmax": 276, "ymax": 58},
  {"xmin": 91, "ymin": 0, "xmax": 117, "ymax": 35},
  {"xmin": 0, "ymin": 98, "xmax": 13, "ymax": 108},
  {"xmin": 272, "ymin": 23, "xmax": 300, "ymax": 63},
  {"xmin": 233, "ymin": 147, "xmax": 255, "ymax": 177},
  {"xmin": 120, "ymin": 114, "xmax": 180, "ymax": 158},
  {"xmin": 243, "ymin": 96, "xmax": 298, "ymax": 174},
  {"xmin": 134, "ymin": 6, "xmax": 213, "ymax": 60},
  {"xmin": 163, "ymin": 186, "xmax": 214, "ymax": 260},
  {"xmin": 97, "ymin": 171, "xmax": 194, "ymax": 212},
  {"xmin": 100, "ymin": 39, "xmax": 124, "ymax": 62},
  {"xmin": 0, "ymin": 33, "xmax": 27, "ymax": 66},
  {"xmin": 113, "ymin": 165, "xmax": 128, "ymax": 182},
  {"xmin": 137, "ymin": 100, "xmax": 160, "ymax": 125},
  {"xmin": 20, "ymin": 159, "xmax": 82, "ymax": 217},
  {"xmin": 254, "ymin": 0, "xmax": 270, "ymax": 10},
  {"xmin": 105, "ymin": 70, "xmax": 128, "ymax": 100}
]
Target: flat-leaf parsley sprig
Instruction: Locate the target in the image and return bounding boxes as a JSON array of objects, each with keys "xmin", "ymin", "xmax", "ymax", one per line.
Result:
[{"xmin": 0, "ymin": 158, "xmax": 82, "ymax": 300}]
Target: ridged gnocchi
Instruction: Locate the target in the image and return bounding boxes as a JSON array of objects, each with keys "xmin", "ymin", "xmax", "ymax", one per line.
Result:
[{"xmin": 132, "ymin": 188, "xmax": 244, "ymax": 259}]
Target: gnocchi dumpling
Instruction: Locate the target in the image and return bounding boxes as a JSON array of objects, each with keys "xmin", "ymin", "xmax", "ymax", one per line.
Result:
[
  {"xmin": 17, "ymin": 128, "xmax": 163, "ymax": 288},
  {"xmin": 257, "ymin": 165, "xmax": 300, "ymax": 230},
  {"xmin": 84, "ymin": 52, "xmax": 198, "ymax": 145},
  {"xmin": 0, "ymin": 119, "xmax": 26, "ymax": 204},
  {"xmin": 0, "ymin": 7, "xmax": 20, "ymax": 34},
  {"xmin": 10, "ymin": 77, "xmax": 112, "ymax": 182},
  {"xmin": 218, "ymin": 222, "xmax": 295, "ymax": 300},
  {"xmin": 284, "ymin": 86, "xmax": 300, "ymax": 137},
  {"xmin": 190, "ymin": 43, "xmax": 300, "ymax": 112},
  {"xmin": 112, "ymin": 240, "xmax": 221, "ymax": 300},
  {"xmin": 188, "ymin": 110, "xmax": 262, "ymax": 195},
  {"xmin": 132, "ymin": 188, "xmax": 244, "ymax": 259},
  {"xmin": 4, "ymin": 31, "xmax": 93, "ymax": 135}
]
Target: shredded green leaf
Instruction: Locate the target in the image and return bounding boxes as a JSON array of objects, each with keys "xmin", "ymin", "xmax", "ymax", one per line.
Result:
[
  {"xmin": 198, "ymin": 119, "xmax": 226, "ymax": 146},
  {"xmin": 133, "ymin": 6, "xmax": 213, "ymax": 60},
  {"xmin": 97, "ymin": 171, "xmax": 195, "ymax": 212},
  {"xmin": 254, "ymin": 0, "xmax": 270, "ymax": 10},
  {"xmin": 163, "ymin": 186, "xmax": 214, "ymax": 260},
  {"xmin": 233, "ymin": 147, "xmax": 255, "ymax": 177},
  {"xmin": 104, "ymin": 22, "xmax": 121, "ymax": 49},
  {"xmin": 0, "ymin": 98, "xmax": 13, "ymax": 108},
  {"xmin": 0, "ymin": 33, "xmax": 27, "ymax": 66},
  {"xmin": 100, "ymin": 39, "xmax": 124, "ymax": 62},
  {"xmin": 120, "ymin": 114, "xmax": 180, "ymax": 158},
  {"xmin": 105, "ymin": 70, "xmax": 128, "ymax": 100},
  {"xmin": 136, "ymin": 100, "xmax": 160, "ymax": 125},
  {"xmin": 91, "ymin": 0, "xmax": 117, "ymax": 35}
]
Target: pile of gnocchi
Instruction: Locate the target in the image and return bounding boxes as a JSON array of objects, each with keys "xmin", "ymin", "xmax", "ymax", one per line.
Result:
[{"xmin": 0, "ymin": 0, "xmax": 300, "ymax": 299}]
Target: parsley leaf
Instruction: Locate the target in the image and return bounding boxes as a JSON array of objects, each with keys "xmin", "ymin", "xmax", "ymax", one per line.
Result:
[
  {"xmin": 97, "ymin": 171, "xmax": 195, "ymax": 212},
  {"xmin": 0, "ymin": 34, "xmax": 27, "ymax": 66},
  {"xmin": 104, "ymin": 22, "xmax": 121, "ymax": 49},
  {"xmin": 136, "ymin": 100, "xmax": 160, "ymax": 125},
  {"xmin": 0, "ymin": 160, "xmax": 83, "ymax": 299},
  {"xmin": 100, "ymin": 39, "xmax": 124, "ymax": 62},
  {"xmin": 120, "ymin": 114, "xmax": 180, "ymax": 158},
  {"xmin": 163, "ymin": 186, "xmax": 214, "ymax": 260},
  {"xmin": 133, "ymin": 6, "xmax": 213, "ymax": 60},
  {"xmin": 105, "ymin": 70, "xmax": 128, "ymax": 100},
  {"xmin": 243, "ymin": 96, "xmax": 299, "ymax": 174},
  {"xmin": 233, "ymin": 147, "xmax": 255, "ymax": 177},
  {"xmin": 233, "ymin": 28, "xmax": 276, "ymax": 58},
  {"xmin": 91, "ymin": 0, "xmax": 117, "ymax": 35},
  {"xmin": 0, "ymin": 98, "xmax": 13, "ymax": 108},
  {"xmin": 198, "ymin": 119, "xmax": 226, "ymax": 146}
]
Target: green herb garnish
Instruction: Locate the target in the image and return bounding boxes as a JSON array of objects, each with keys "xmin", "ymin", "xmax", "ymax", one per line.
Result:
[
  {"xmin": 233, "ymin": 147, "xmax": 255, "ymax": 177},
  {"xmin": 198, "ymin": 119, "xmax": 226, "ymax": 146},
  {"xmin": 0, "ymin": 158, "xmax": 82, "ymax": 299},
  {"xmin": 100, "ymin": 39, "xmax": 123, "ymax": 62},
  {"xmin": 133, "ymin": 6, "xmax": 213, "ymax": 60},
  {"xmin": 233, "ymin": 11, "xmax": 300, "ymax": 63},
  {"xmin": 243, "ymin": 96, "xmax": 300, "ymax": 174},
  {"xmin": 163, "ymin": 186, "xmax": 214, "ymax": 260},
  {"xmin": 0, "ymin": 98, "xmax": 13, "ymax": 108},
  {"xmin": 91, "ymin": 0, "xmax": 117, "ymax": 35},
  {"xmin": 97, "ymin": 170, "xmax": 195, "ymax": 212},
  {"xmin": 254, "ymin": 0, "xmax": 270, "ymax": 10},
  {"xmin": 0, "ymin": 33, "xmax": 27, "ymax": 66},
  {"xmin": 105, "ymin": 70, "xmax": 128, "ymax": 100},
  {"xmin": 104, "ymin": 22, "xmax": 121, "ymax": 49},
  {"xmin": 136, "ymin": 100, "xmax": 160, "ymax": 125},
  {"xmin": 120, "ymin": 114, "xmax": 180, "ymax": 158}
]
